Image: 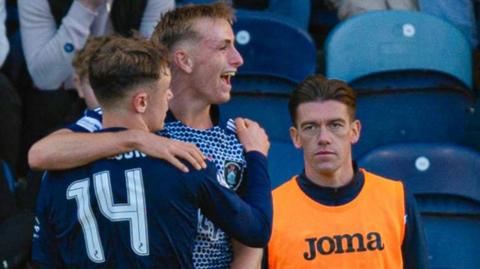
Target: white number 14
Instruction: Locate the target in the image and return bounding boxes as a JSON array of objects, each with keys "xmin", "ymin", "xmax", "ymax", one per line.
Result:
[{"xmin": 67, "ymin": 168, "xmax": 149, "ymax": 263}]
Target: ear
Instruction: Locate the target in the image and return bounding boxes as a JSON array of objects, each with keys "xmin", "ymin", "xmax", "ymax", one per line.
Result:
[
  {"xmin": 132, "ymin": 91, "xmax": 148, "ymax": 114},
  {"xmin": 350, "ymin": 119, "xmax": 361, "ymax": 144},
  {"xmin": 172, "ymin": 49, "xmax": 193, "ymax": 74},
  {"xmin": 289, "ymin": 126, "xmax": 302, "ymax": 149}
]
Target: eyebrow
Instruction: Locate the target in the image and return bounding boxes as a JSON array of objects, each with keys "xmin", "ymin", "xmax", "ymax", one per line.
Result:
[{"xmin": 299, "ymin": 118, "xmax": 346, "ymax": 127}]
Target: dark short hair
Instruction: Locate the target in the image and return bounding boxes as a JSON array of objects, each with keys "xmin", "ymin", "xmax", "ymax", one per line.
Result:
[
  {"xmin": 151, "ymin": 2, "xmax": 234, "ymax": 50},
  {"xmin": 289, "ymin": 74, "xmax": 357, "ymax": 125},
  {"xmin": 88, "ymin": 36, "xmax": 169, "ymax": 107}
]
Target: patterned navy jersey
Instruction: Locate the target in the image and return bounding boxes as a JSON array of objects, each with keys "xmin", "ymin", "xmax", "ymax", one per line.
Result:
[
  {"xmin": 68, "ymin": 109, "xmax": 248, "ymax": 268},
  {"xmin": 32, "ymin": 129, "xmax": 271, "ymax": 269},
  {"xmin": 160, "ymin": 112, "xmax": 247, "ymax": 269},
  {"xmin": 66, "ymin": 107, "xmax": 103, "ymax": 133}
]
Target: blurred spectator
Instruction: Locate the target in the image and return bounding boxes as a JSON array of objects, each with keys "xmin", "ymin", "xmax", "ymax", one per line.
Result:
[
  {"xmin": 327, "ymin": 0, "xmax": 418, "ymax": 20},
  {"xmin": 419, "ymin": 0, "xmax": 478, "ymax": 48},
  {"xmin": 72, "ymin": 36, "xmax": 112, "ymax": 109},
  {"xmin": 0, "ymin": 0, "xmax": 22, "ymax": 174},
  {"xmin": 0, "ymin": 0, "xmax": 7, "ymax": 67},
  {"xmin": 17, "ymin": 0, "xmax": 174, "ymax": 176}
]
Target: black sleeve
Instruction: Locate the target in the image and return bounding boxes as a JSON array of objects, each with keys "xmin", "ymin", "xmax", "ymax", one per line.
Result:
[
  {"xmin": 197, "ymin": 151, "xmax": 272, "ymax": 247},
  {"xmin": 402, "ymin": 187, "xmax": 430, "ymax": 269}
]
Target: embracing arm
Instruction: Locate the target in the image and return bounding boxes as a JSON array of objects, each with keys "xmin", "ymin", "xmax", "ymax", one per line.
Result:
[
  {"xmin": 199, "ymin": 151, "xmax": 272, "ymax": 248},
  {"xmin": 28, "ymin": 128, "xmax": 206, "ymax": 172},
  {"xmin": 198, "ymin": 118, "xmax": 272, "ymax": 249}
]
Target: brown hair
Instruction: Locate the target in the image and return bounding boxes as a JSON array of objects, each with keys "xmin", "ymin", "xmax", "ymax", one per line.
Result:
[
  {"xmin": 151, "ymin": 1, "xmax": 234, "ymax": 49},
  {"xmin": 72, "ymin": 36, "xmax": 114, "ymax": 80},
  {"xmin": 88, "ymin": 36, "xmax": 169, "ymax": 107},
  {"xmin": 289, "ymin": 74, "xmax": 357, "ymax": 125}
]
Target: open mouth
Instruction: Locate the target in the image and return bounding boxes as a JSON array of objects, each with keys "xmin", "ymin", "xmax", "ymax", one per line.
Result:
[{"xmin": 220, "ymin": 71, "xmax": 236, "ymax": 86}]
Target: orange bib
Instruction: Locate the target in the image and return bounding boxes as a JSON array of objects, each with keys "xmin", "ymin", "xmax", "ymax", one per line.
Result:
[{"xmin": 268, "ymin": 169, "xmax": 405, "ymax": 269}]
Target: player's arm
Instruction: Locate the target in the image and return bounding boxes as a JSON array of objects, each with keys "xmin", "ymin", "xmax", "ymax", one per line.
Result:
[
  {"xmin": 402, "ymin": 189, "xmax": 429, "ymax": 269},
  {"xmin": 198, "ymin": 118, "xmax": 272, "ymax": 247},
  {"xmin": 230, "ymin": 118, "xmax": 269, "ymax": 269},
  {"xmin": 28, "ymin": 128, "xmax": 206, "ymax": 172},
  {"xmin": 231, "ymin": 241, "xmax": 262, "ymax": 269},
  {"xmin": 198, "ymin": 150, "xmax": 272, "ymax": 247}
]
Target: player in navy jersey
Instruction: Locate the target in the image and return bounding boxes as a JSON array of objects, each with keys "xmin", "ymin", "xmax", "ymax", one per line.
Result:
[
  {"xmin": 32, "ymin": 36, "xmax": 272, "ymax": 268},
  {"xmin": 28, "ymin": 3, "xmax": 268, "ymax": 268}
]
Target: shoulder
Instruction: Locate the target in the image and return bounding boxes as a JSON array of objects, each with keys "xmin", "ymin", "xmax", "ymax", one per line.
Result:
[
  {"xmin": 272, "ymin": 176, "xmax": 299, "ymax": 199},
  {"xmin": 68, "ymin": 108, "xmax": 103, "ymax": 133},
  {"xmin": 361, "ymin": 168, "xmax": 404, "ymax": 189}
]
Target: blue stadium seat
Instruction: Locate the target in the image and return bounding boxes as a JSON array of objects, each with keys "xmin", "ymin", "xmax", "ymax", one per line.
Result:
[
  {"xmin": 220, "ymin": 94, "xmax": 303, "ymax": 188},
  {"xmin": 325, "ymin": 11, "xmax": 472, "ymax": 89},
  {"xmin": 233, "ymin": 10, "xmax": 316, "ymax": 94},
  {"xmin": 358, "ymin": 143, "xmax": 480, "ymax": 269},
  {"xmin": 220, "ymin": 94, "xmax": 291, "ymax": 141},
  {"xmin": 324, "ymin": 11, "xmax": 474, "ymax": 158},
  {"xmin": 463, "ymin": 97, "xmax": 480, "ymax": 152},
  {"xmin": 268, "ymin": 140, "xmax": 303, "ymax": 189}
]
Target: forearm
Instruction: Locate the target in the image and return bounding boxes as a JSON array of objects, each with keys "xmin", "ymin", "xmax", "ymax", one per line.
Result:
[
  {"xmin": 19, "ymin": 0, "xmax": 95, "ymax": 89},
  {"xmin": 28, "ymin": 129, "xmax": 141, "ymax": 170},
  {"xmin": 231, "ymin": 241, "xmax": 262, "ymax": 269},
  {"xmin": 201, "ymin": 152, "xmax": 272, "ymax": 247}
]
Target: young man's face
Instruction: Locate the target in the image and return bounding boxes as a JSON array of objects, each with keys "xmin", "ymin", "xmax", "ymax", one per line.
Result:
[
  {"xmin": 74, "ymin": 74, "xmax": 100, "ymax": 109},
  {"xmin": 147, "ymin": 69, "xmax": 173, "ymax": 131},
  {"xmin": 290, "ymin": 100, "xmax": 361, "ymax": 178},
  {"xmin": 188, "ymin": 18, "xmax": 244, "ymax": 105}
]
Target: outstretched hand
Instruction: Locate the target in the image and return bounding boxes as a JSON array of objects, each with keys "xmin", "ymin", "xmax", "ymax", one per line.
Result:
[{"xmin": 235, "ymin": 118, "xmax": 270, "ymax": 157}]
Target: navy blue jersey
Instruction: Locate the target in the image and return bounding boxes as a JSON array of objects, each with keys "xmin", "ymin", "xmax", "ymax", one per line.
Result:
[
  {"xmin": 69, "ymin": 109, "xmax": 250, "ymax": 268},
  {"xmin": 160, "ymin": 112, "xmax": 247, "ymax": 269},
  {"xmin": 66, "ymin": 107, "xmax": 103, "ymax": 133},
  {"xmin": 32, "ymin": 129, "xmax": 272, "ymax": 269}
]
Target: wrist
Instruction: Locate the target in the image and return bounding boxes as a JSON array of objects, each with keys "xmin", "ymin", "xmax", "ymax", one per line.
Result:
[{"xmin": 120, "ymin": 129, "xmax": 144, "ymax": 151}]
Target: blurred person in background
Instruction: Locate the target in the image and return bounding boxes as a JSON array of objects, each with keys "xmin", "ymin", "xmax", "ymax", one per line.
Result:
[{"xmin": 17, "ymin": 0, "xmax": 174, "ymax": 176}]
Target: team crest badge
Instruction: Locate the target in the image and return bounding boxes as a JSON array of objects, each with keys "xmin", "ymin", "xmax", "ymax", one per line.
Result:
[{"xmin": 223, "ymin": 161, "xmax": 243, "ymax": 190}]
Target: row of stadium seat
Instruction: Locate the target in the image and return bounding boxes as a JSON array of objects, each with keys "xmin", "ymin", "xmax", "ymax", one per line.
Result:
[
  {"xmin": 224, "ymin": 10, "xmax": 480, "ymax": 269},
  {"xmin": 2, "ymin": 4, "xmax": 478, "ymax": 267}
]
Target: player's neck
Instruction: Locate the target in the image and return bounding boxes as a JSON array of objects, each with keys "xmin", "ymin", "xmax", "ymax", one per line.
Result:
[
  {"xmin": 170, "ymin": 103, "xmax": 213, "ymax": 129},
  {"xmin": 169, "ymin": 89, "xmax": 213, "ymax": 130},
  {"xmin": 102, "ymin": 110, "xmax": 150, "ymax": 132},
  {"xmin": 304, "ymin": 163, "xmax": 354, "ymax": 188}
]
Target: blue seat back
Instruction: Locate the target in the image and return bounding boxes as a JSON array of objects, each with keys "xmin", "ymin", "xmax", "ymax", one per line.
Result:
[
  {"xmin": 352, "ymin": 89, "xmax": 472, "ymax": 159},
  {"xmin": 268, "ymin": 140, "xmax": 303, "ymax": 189},
  {"xmin": 233, "ymin": 10, "xmax": 316, "ymax": 94},
  {"xmin": 325, "ymin": 11, "xmax": 472, "ymax": 90},
  {"xmin": 220, "ymin": 94, "xmax": 291, "ymax": 142},
  {"xmin": 220, "ymin": 94, "xmax": 302, "ymax": 188},
  {"xmin": 358, "ymin": 143, "xmax": 480, "ymax": 269}
]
